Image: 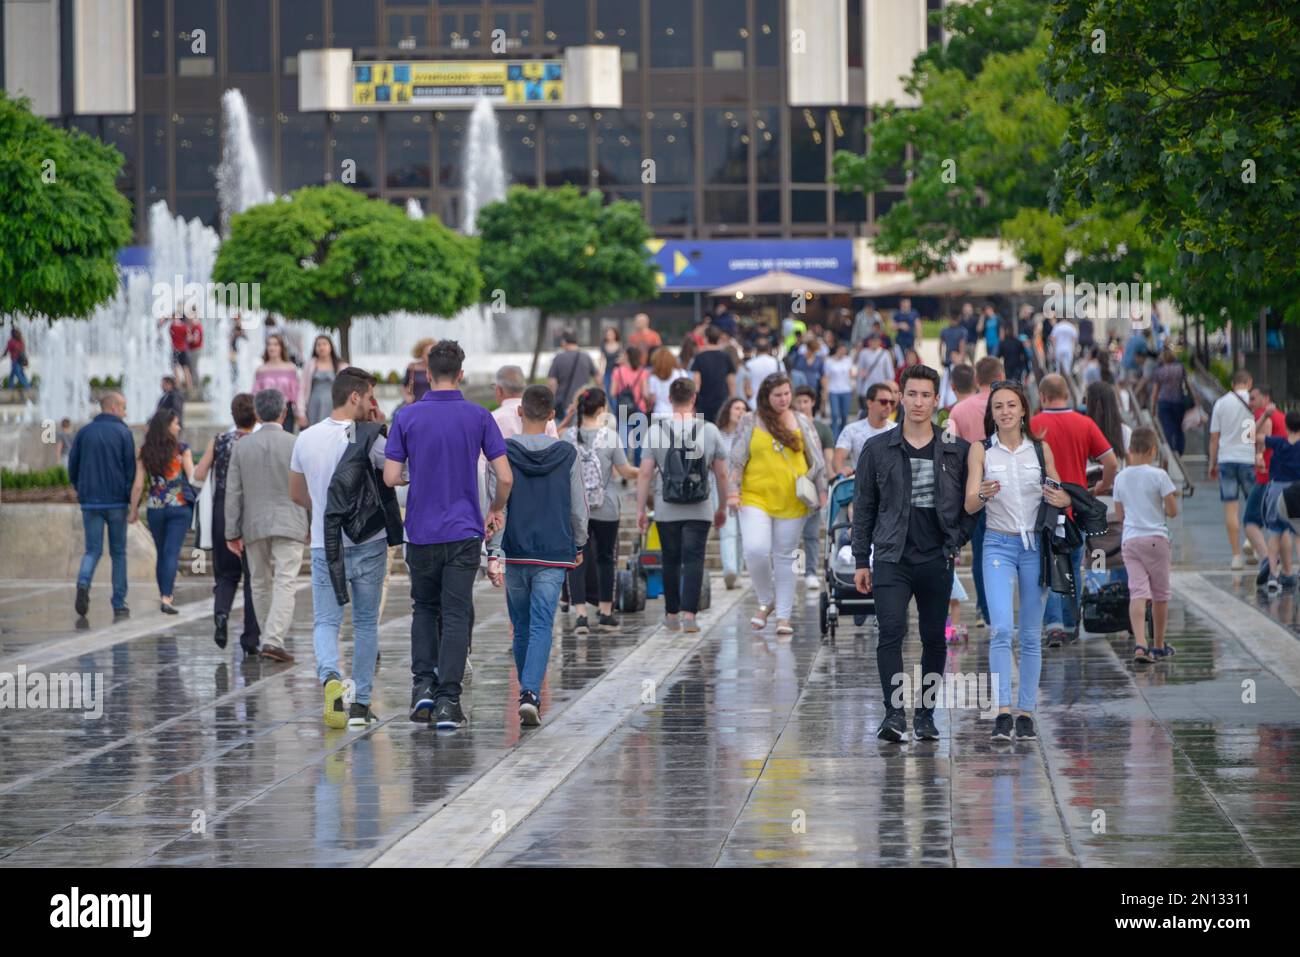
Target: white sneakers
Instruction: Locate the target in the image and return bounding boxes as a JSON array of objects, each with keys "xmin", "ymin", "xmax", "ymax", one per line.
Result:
[
  {"xmin": 1230, "ymin": 554, "xmax": 1246, "ymax": 570},
  {"xmin": 804, "ymin": 574, "xmax": 820, "ymax": 591}
]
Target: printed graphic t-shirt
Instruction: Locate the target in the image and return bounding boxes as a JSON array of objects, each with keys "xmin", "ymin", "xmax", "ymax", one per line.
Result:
[{"xmin": 904, "ymin": 437, "xmax": 944, "ymax": 564}]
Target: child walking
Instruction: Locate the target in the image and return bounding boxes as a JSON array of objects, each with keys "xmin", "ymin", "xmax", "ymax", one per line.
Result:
[
  {"xmin": 486, "ymin": 385, "xmax": 589, "ymax": 726},
  {"xmin": 1112, "ymin": 427, "xmax": 1179, "ymax": 663}
]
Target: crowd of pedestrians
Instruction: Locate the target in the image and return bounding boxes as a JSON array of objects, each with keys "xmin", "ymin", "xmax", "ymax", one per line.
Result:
[{"xmin": 53, "ymin": 294, "xmax": 1292, "ymax": 749}]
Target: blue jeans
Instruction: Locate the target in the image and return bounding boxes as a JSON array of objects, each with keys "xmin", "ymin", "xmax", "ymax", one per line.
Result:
[
  {"xmin": 1218, "ymin": 462, "xmax": 1255, "ymax": 502},
  {"xmin": 78, "ymin": 507, "xmax": 128, "ymax": 609},
  {"xmin": 1157, "ymin": 399, "xmax": 1186, "ymax": 455},
  {"xmin": 6, "ymin": 362, "xmax": 30, "ymax": 390},
  {"xmin": 983, "ymin": 532, "xmax": 1046, "ymax": 712},
  {"xmin": 310, "ymin": 539, "xmax": 387, "ymax": 705},
  {"xmin": 829, "ymin": 392, "xmax": 852, "ymax": 440},
  {"xmin": 1042, "ymin": 541, "xmax": 1084, "ymax": 633},
  {"xmin": 146, "ymin": 505, "xmax": 192, "ymax": 598},
  {"xmin": 970, "ymin": 511, "xmax": 990, "ymax": 624},
  {"xmin": 505, "ymin": 563, "xmax": 566, "ymax": 697}
]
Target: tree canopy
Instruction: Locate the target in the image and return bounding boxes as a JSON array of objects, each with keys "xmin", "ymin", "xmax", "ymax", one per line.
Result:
[
  {"xmin": 477, "ymin": 186, "xmax": 658, "ymax": 378},
  {"xmin": 0, "ymin": 92, "xmax": 133, "ymax": 319},
  {"xmin": 1044, "ymin": 0, "xmax": 1300, "ymax": 324},
  {"xmin": 212, "ymin": 184, "xmax": 481, "ymax": 358}
]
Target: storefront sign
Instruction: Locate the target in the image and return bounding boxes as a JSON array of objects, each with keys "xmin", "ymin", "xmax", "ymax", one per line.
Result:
[{"xmin": 647, "ymin": 239, "xmax": 854, "ymax": 291}]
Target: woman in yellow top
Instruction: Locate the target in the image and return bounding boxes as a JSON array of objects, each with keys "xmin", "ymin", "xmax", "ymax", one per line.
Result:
[{"xmin": 727, "ymin": 373, "xmax": 829, "ymax": 634}]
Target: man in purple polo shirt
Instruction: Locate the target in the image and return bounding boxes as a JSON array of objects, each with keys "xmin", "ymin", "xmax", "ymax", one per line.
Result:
[{"xmin": 384, "ymin": 340, "xmax": 513, "ymax": 731}]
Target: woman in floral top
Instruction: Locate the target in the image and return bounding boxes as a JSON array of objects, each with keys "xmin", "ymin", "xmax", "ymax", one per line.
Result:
[{"xmin": 129, "ymin": 409, "xmax": 196, "ymax": 614}]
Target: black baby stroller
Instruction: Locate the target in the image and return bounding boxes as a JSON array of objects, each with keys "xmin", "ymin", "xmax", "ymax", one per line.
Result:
[
  {"xmin": 1080, "ymin": 523, "xmax": 1151, "ymax": 637},
  {"xmin": 819, "ymin": 475, "xmax": 874, "ymax": 641}
]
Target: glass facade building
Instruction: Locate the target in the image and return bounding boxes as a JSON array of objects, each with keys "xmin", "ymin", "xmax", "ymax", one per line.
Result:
[{"xmin": 28, "ymin": 0, "xmax": 918, "ymax": 244}]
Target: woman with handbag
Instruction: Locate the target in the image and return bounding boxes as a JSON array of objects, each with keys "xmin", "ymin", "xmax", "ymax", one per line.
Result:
[
  {"xmin": 964, "ymin": 381, "xmax": 1071, "ymax": 741},
  {"xmin": 1150, "ymin": 349, "xmax": 1189, "ymax": 455},
  {"xmin": 127, "ymin": 408, "xmax": 197, "ymax": 614},
  {"xmin": 727, "ymin": 374, "xmax": 828, "ymax": 635}
]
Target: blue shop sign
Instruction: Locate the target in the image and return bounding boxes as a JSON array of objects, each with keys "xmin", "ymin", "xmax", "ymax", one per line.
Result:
[{"xmin": 646, "ymin": 239, "xmax": 853, "ymax": 292}]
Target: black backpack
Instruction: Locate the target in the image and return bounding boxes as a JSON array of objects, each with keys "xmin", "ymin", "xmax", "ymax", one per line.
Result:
[{"xmin": 660, "ymin": 421, "xmax": 710, "ymax": 505}]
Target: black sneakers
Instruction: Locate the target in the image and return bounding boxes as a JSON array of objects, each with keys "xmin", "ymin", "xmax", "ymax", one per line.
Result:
[
  {"xmin": 597, "ymin": 613, "xmax": 619, "ymax": 631},
  {"xmin": 991, "ymin": 713, "xmax": 1015, "ymax": 742},
  {"xmin": 113, "ymin": 606, "xmax": 130, "ymax": 622},
  {"xmin": 518, "ymin": 691, "xmax": 541, "ymax": 727},
  {"xmin": 409, "ymin": 685, "xmax": 436, "ymax": 723},
  {"xmin": 877, "ymin": 707, "xmax": 908, "ymax": 743},
  {"xmin": 913, "ymin": 708, "xmax": 940, "ymax": 741},
  {"xmin": 213, "ymin": 612, "xmax": 229, "ymax": 649},
  {"xmin": 348, "ymin": 702, "xmax": 380, "ymax": 728},
  {"xmin": 74, "ymin": 585, "xmax": 89, "ymax": 618},
  {"xmin": 574, "ymin": 615, "xmax": 590, "ymax": 636},
  {"xmin": 433, "ymin": 698, "xmax": 467, "ymax": 731},
  {"xmin": 1014, "ymin": 714, "xmax": 1037, "ymax": 739}
]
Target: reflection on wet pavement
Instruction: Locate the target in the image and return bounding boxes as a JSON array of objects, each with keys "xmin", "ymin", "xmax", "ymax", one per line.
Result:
[
  {"xmin": 2, "ymin": 567, "xmax": 1299, "ymax": 867},
  {"xmin": 483, "ymin": 581, "xmax": 1300, "ymax": 867}
]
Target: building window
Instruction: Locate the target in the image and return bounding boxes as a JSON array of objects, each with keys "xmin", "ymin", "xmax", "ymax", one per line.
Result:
[
  {"xmin": 330, "ymin": 0, "xmax": 377, "ymax": 51},
  {"xmin": 280, "ymin": 0, "xmax": 324, "ymax": 74},
  {"xmin": 835, "ymin": 189, "xmax": 866, "ymax": 225},
  {"xmin": 387, "ymin": 12, "xmax": 429, "ymax": 50},
  {"xmin": 142, "ymin": 0, "xmax": 167, "ymax": 76},
  {"xmin": 594, "ymin": 110, "xmax": 642, "ymax": 187},
  {"xmin": 437, "ymin": 111, "xmax": 465, "ymax": 187},
  {"xmin": 703, "ymin": 0, "xmax": 747, "ymax": 70},
  {"xmin": 228, "ymin": 0, "xmax": 271, "ymax": 73},
  {"xmin": 705, "ymin": 190, "xmax": 748, "ymax": 225},
  {"xmin": 174, "ymin": 114, "xmax": 219, "ymax": 192},
  {"xmin": 385, "ymin": 113, "xmax": 431, "ymax": 188},
  {"xmin": 651, "ymin": 0, "xmax": 695, "ymax": 69},
  {"xmin": 874, "ymin": 191, "xmax": 903, "ymax": 220},
  {"xmin": 792, "ymin": 189, "xmax": 829, "ymax": 224},
  {"xmin": 281, "ymin": 113, "xmax": 326, "ymax": 191},
  {"xmin": 544, "ymin": 111, "xmax": 590, "ymax": 187},
  {"xmin": 143, "ymin": 115, "xmax": 168, "ymax": 201},
  {"xmin": 790, "ymin": 107, "xmax": 827, "ymax": 183},
  {"xmin": 753, "ymin": 108, "xmax": 780, "ymax": 183},
  {"xmin": 103, "ymin": 116, "xmax": 137, "ymax": 190},
  {"xmin": 927, "ymin": 0, "xmax": 944, "ymax": 49},
  {"xmin": 542, "ymin": 0, "xmax": 587, "ymax": 49},
  {"xmin": 847, "ymin": 0, "xmax": 864, "ymax": 69},
  {"xmin": 831, "ymin": 108, "xmax": 866, "ymax": 155},
  {"xmin": 331, "ymin": 113, "xmax": 379, "ymax": 189},
  {"xmin": 500, "ymin": 111, "xmax": 539, "ymax": 187},
  {"xmin": 755, "ymin": 0, "xmax": 780, "ymax": 67},
  {"xmin": 175, "ymin": 194, "xmax": 219, "ymax": 229},
  {"xmin": 174, "ymin": 0, "xmax": 218, "ymax": 77},
  {"xmin": 756, "ymin": 189, "xmax": 781, "ymax": 223},
  {"xmin": 646, "ymin": 110, "xmax": 693, "ymax": 184},
  {"xmin": 595, "ymin": 0, "xmax": 641, "ymax": 69},
  {"xmin": 651, "ymin": 190, "xmax": 694, "ymax": 226},
  {"xmin": 703, "ymin": 110, "xmax": 748, "ymax": 185}
]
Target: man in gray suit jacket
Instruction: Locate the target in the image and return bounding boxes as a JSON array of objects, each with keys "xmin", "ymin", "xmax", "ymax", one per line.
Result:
[{"xmin": 225, "ymin": 389, "xmax": 308, "ymax": 662}]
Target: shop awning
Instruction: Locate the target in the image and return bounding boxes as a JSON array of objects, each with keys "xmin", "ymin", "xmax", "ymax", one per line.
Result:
[{"xmin": 711, "ymin": 269, "xmax": 852, "ymax": 297}]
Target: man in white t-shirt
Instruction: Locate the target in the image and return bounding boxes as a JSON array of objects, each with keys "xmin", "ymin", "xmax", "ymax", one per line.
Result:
[
  {"xmin": 1050, "ymin": 317, "xmax": 1079, "ymax": 375},
  {"xmin": 854, "ymin": 334, "xmax": 896, "ymax": 417},
  {"xmin": 289, "ymin": 369, "xmax": 394, "ymax": 729},
  {"xmin": 743, "ymin": 338, "xmax": 781, "ymax": 409},
  {"xmin": 834, "ymin": 382, "xmax": 898, "ymax": 476},
  {"xmin": 1208, "ymin": 368, "xmax": 1257, "ymax": 570}
]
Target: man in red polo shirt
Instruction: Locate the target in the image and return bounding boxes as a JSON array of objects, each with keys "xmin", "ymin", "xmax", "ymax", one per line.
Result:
[
  {"xmin": 1032, "ymin": 374, "xmax": 1119, "ymax": 645},
  {"xmin": 1246, "ymin": 382, "xmax": 1289, "ymax": 585}
]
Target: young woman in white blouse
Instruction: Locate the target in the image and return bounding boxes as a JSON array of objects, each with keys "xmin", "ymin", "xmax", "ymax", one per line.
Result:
[{"xmin": 964, "ymin": 381, "xmax": 1071, "ymax": 742}]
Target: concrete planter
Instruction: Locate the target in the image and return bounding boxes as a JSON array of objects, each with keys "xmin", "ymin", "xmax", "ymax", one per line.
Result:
[{"xmin": 0, "ymin": 502, "xmax": 162, "ymax": 582}]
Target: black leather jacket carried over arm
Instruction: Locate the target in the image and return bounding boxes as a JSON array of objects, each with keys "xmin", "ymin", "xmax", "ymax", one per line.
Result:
[
  {"xmin": 851, "ymin": 423, "xmax": 974, "ymax": 568},
  {"xmin": 323, "ymin": 421, "xmax": 404, "ymax": 606}
]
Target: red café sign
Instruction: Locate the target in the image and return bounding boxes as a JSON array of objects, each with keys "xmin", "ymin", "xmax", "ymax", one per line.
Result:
[{"xmin": 873, "ymin": 258, "xmax": 1007, "ymax": 276}]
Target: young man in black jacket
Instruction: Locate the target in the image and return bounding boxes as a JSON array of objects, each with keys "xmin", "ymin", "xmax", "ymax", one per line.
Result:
[{"xmin": 853, "ymin": 364, "xmax": 973, "ymax": 742}]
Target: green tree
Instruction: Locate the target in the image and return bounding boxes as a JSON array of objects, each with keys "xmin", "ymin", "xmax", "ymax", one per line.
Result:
[
  {"xmin": 477, "ymin": 186, "xmax": 658, "ymax": 379},
  {"xmin": 833, "ymin": 1, "xmax": 1151, "ymax": 288},
  {"xmin": 0, "ymin": 92, "xmax": 133, "ymax": 319},
  {"xmin": 212, "ymin": 184, "xmax": 481, "ymax": 358},
  {"xmin": 1044, "ymin": 0, "xmax": 1300, "ymax": 325}
]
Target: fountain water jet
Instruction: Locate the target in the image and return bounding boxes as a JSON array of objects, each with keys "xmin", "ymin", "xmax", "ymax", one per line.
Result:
[{"xmin": 462, "ymin": 96, "xmax": 507, "ymax": 235}]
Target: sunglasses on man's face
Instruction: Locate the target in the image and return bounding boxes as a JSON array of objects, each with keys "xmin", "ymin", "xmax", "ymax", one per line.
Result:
[{"xmin": 873, "ymin": 397, "xmax": 896, "ymax": 407}]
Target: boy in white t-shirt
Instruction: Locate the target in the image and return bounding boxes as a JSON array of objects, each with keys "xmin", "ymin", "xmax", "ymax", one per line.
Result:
[{"xmin": 1112, "ymin": 427, "xmax": 1180, "ymax": 663}]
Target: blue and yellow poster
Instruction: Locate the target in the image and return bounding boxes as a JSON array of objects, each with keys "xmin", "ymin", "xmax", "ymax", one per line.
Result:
[{"xmin": 352, "ymin": 61, "xmax": 564, "ymax": 107}]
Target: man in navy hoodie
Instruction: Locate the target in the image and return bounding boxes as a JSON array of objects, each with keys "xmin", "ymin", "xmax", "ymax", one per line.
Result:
[
  {"xmin": 68, "ymin": 392, "xmax": 137, "ymax": 620},
  {"xmin": 486, "ymin": 385, "xmax": 588, "ymax": 727}
]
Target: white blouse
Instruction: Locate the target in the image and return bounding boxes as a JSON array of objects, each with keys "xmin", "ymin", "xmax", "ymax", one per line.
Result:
[{"xmin": 983, "ymin": 433, "xmax": 1045, "ymax": 546}]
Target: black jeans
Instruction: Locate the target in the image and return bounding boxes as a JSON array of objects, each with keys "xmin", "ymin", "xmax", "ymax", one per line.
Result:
[
  {"xmin": 657, "ymin": 520, "xmax": 711, "ymax": 615},
  {"xmin": 872, "ymin": 557, "xmax": 953, "ymax": 710},
  {"xmin": 212, "ymin": 489, "xmax": 259, "ymax": 648},
  {"xmin": 406, "ymin": 537, "xmax": 480, "ymax": 702},
  {"xmin": 569, "ymin": 518, "xmax": 619, "ymax": 606}
]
